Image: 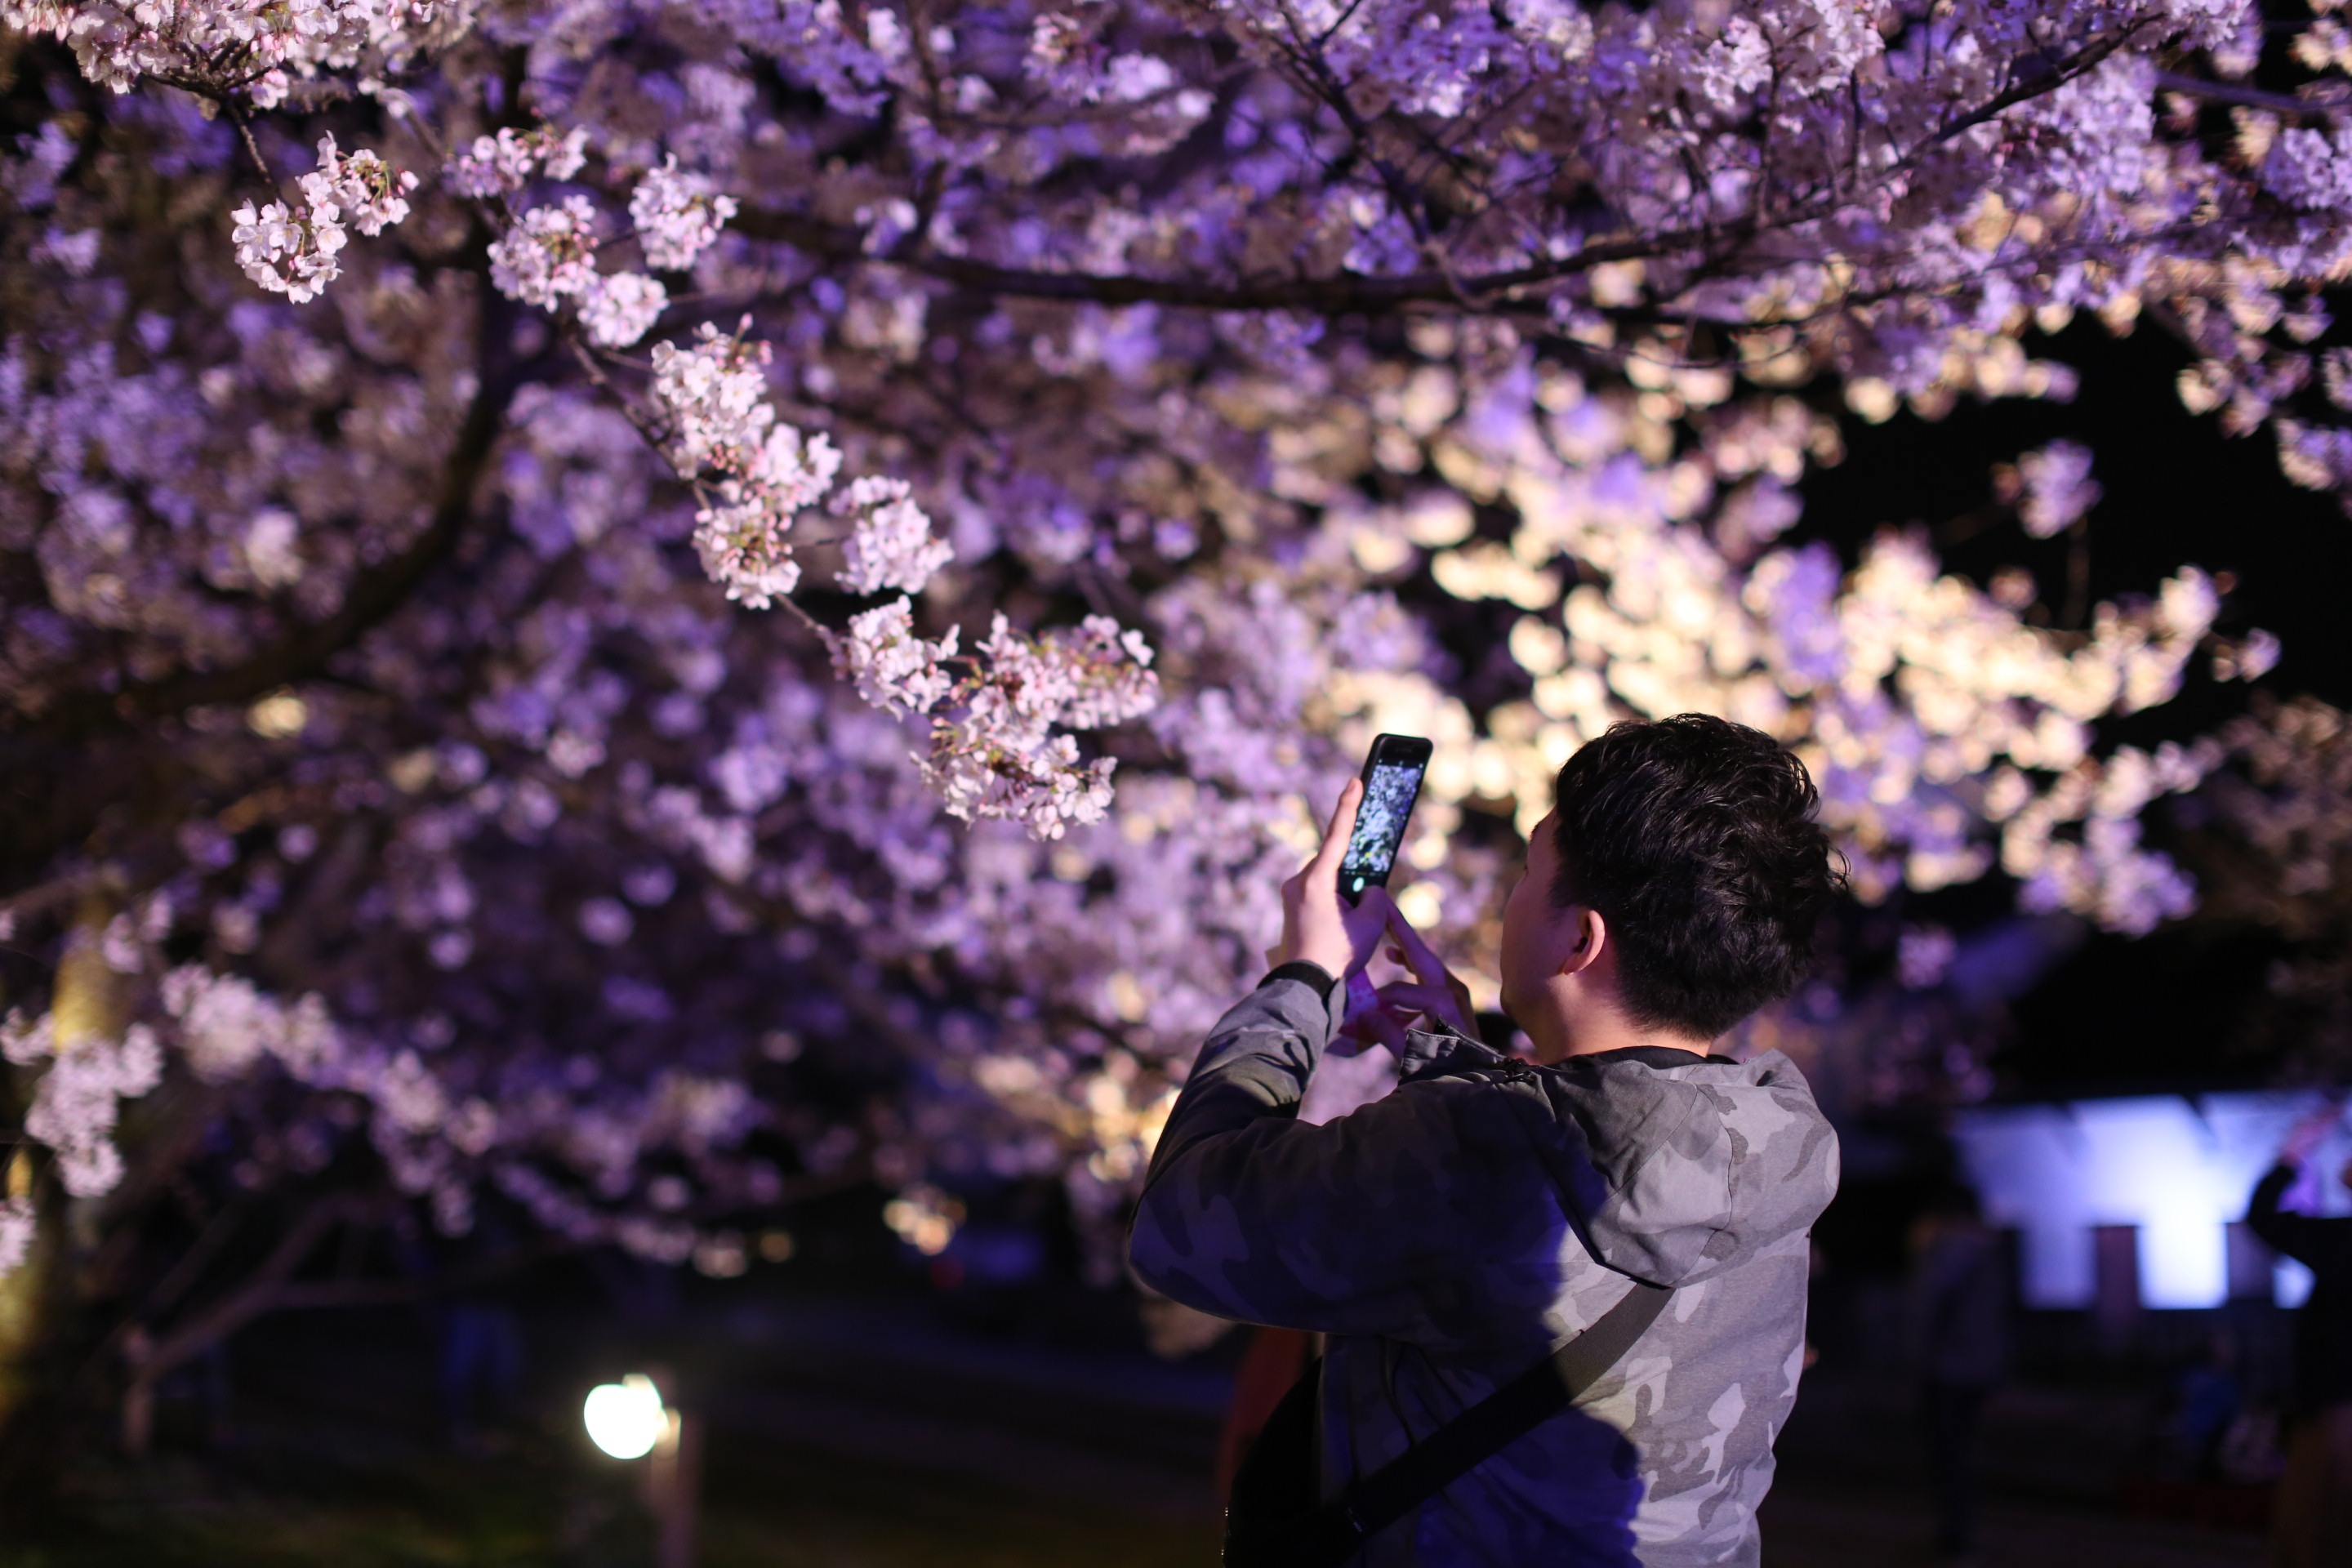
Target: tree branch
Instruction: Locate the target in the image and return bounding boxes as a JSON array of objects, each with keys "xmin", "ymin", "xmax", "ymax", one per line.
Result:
[
  {"xmin": 128, "ymin": 1192, "xmax": 363, "ymax": 1394},
  {"xmin": 728, "ymin": 206, "xmax": 1756, "ymax": 314}
]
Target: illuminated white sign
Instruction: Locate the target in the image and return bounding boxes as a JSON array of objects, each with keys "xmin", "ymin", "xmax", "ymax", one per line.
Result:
[{"xmin": 1951, "ymin": 1093, "xmax": 2349, "ymax": 1310}]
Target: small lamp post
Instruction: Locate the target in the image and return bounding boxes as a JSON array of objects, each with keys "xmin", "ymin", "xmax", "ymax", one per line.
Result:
[{"xmin": 585, "ymin": 1373, "xmax": 699, "ymax": 1568}]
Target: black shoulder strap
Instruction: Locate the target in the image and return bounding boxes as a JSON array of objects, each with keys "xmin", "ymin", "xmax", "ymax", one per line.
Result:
[
  {"xmin": 1334, "ymin": 1280, "xmax": 1671, "ymax": 1543},
  {"xmin": 1229, "ymin": 1279, "xmax": 1670, "ymax": 1566}
]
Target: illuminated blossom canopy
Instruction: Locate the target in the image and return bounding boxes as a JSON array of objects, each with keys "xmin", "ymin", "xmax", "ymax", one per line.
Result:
[{"xmin": 0, "ymin": 0, "xmax": 2342, "ymax": 1385}]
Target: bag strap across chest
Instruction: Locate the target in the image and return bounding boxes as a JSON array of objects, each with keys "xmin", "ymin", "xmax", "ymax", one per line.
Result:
[{"xmin": 1224, "ymin": 1278, "xmax": 1673, "ymax": 1567}]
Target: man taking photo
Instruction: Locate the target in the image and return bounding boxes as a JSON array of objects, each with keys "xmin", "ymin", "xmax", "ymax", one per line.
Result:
[{"xmin": 1129, "ymin": 714, "xmax": 1844, "ymax": 1567}]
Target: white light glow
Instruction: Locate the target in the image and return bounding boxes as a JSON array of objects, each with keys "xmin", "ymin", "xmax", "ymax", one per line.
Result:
[
  {"xmin": 584, "ymin": 1374, "xmax": 666, "ymax": 1459},
  {"xmin": 2280, "ymin": 1258, "xmax": 2316, "ymax": 1309}
]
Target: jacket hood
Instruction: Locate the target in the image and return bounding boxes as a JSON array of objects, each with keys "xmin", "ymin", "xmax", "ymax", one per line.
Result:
[{"xmin": 1400, "ymin": 1031, "xmax": 1840, "ymax": 1289}]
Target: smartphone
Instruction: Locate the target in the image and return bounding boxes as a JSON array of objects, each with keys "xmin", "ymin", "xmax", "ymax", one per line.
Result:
[{"xmin": 1338, "ymin": 733, "xmax": 1433, "ymax": 904}]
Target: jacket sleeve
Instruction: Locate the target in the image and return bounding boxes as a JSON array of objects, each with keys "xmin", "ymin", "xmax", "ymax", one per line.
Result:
[
  {"xmin": 1127, "ymin": 973, "xmax": 1580, "ymax": 1348},
  {"xmin": 2249, "ymin": 1163, "xmax": 2320, "ymax": 1264}
]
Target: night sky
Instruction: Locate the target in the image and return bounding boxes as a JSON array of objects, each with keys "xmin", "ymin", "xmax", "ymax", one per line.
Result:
[
  {"xmin": 1801, "ymin": 318, "xmax": 2348, "ymax": 1098},
  {"xmin": 1802, "ymin": 318, "xmax": 2349, "ymax": 713}
]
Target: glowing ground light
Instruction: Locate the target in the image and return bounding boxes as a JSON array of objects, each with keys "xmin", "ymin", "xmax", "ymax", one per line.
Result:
[{"xmin": 583, "ymin": 1374, "xmax": 667, "ymax": 1459}]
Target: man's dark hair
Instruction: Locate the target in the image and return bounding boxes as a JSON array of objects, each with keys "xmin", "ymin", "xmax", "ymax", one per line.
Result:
[{"xmin": 1549, "ymin": 714, "xmax": 1842, "ymax": 1039}]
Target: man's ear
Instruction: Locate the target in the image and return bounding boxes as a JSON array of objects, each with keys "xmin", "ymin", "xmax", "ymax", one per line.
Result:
[{"xmin": 1555, "ymin": 905, "xmax": 1606, "ymax": 977}]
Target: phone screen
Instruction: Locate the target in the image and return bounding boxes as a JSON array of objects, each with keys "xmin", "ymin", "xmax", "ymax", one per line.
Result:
[{"xmin": 1339, "ymin": 742, "xmax": 1429, "ymax": 902}]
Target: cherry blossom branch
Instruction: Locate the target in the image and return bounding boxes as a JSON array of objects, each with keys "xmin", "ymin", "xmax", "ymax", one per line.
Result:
[
  {"xmin": 722, "ymin": 28, "xmax": 2159, "ymax": 321},
  {"xmin": 1908, "ymin": 23, "xmax": 2159, "ymax": 162}
]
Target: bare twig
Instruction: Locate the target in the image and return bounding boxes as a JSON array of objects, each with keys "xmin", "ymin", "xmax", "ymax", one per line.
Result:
[
  {"xmin": 2153, "ymin": 70, "xmax": 2352, "ymax": 120},
  {"xmin": 221, "ymin": 98, "xmax": 277, "ymax": 186}
]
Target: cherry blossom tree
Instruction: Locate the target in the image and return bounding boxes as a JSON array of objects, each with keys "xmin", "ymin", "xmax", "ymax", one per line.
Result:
[{"xmin": 2, "ymin": 0, "xmax": 2345, "ymax": 1478}]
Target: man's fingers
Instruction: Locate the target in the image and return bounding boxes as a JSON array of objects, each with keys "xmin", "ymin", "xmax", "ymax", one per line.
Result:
[
  {"xmin": 1382, "ymin": 902, "xmax": 1451, "ymax": 986},
  {"xmin": 1375, "ymin": 982, "xmax": 1459, "ymax": 1017}
]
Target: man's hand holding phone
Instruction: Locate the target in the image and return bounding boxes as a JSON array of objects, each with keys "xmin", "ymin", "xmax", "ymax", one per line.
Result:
[
  {"xmin": 1268, "ymin": 777, "xmax": 1392, "ymax": 978},
  {"xmin": 1272, "ymin": 737, "xmax": 1468, "ymax": 1057}
]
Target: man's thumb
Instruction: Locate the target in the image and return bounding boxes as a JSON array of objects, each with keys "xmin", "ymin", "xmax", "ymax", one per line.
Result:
[{"xmin": 1313, "ymin": 777, "xmax": 1365, "ymax": 869}]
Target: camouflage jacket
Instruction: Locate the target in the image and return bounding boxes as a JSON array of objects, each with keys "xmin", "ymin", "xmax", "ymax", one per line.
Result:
[{"xmin": 1129, "ymin": 968, "xmax": 1839, "ymax": 1567}]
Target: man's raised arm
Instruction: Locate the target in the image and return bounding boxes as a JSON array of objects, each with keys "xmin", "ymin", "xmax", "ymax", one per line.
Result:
[{"xmin": 1125, "ymin": 785, "xmax": 1566, "ymax": 1345}]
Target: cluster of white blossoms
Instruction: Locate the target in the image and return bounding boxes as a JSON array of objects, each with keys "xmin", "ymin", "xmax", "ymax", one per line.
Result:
[
  {"xmin": 227, "ymin": 136, "xmax": 417, "ymax": 301},
  {"xmin": 935, "ymin": 734, "xmax": 1116, "ymax": 841},
  {"xmin": 651, "ymin": 327, "xmax": 842, "ymax": 608},
  {"xmin": 229, "ymin": 198, "xmax": 347, "ymax": 304},
  {"xmin": 2262, "ymin": 122, "xmax": 2352, "ymax": 214},
  {"xmin": 487, "ymin": 194, "xmax": 600, "ymax": 307},
  {"xmin": 830, "ymin": 604, "xmax": 1160, "ymax": 838},
  {"xmin": 633, "ymin": 305, "xmax": 1143, "ymax": 809},
  {"xmin": 693, "ymin": 420, "xmax": 846, "ymax": 602},
  {"xmin": 471, "ymin": 151, "xmax": 733, "ymax": 348},
  {"xmin": 0, "ymin": 1011, "xmax": 163, "ymax": 1199},
  {"xmin": 930, "ymin": 615, "xmax": 1160, "ymax": 838},
  {"xmin": 648, "ymin": 325, "xmax": 779, "ymax": 463},
  {"xmin": 445, "ymin": 125, "xmax": 591, "ymax": 198},
  {"xmin": 2000, "ymin": 741, "xmax": 2212, "ymax": 933},
  {"xmin": 0, "ymin": 0, "xmax": 442, "ymax": 96},
  {"xmin": 0, "ymin": 929, "xmax": 783, "ymax": 1281},
  {"xmin": 834, "ymin": 477, "xmax": 953, "ymax": 597},
  {"xmin": 304, "ymin": 134, "xmax": 418, "ymax": 237},
  {"xmin": 836, "ymin": 596, "xmax": 960, "ymax": 715},
  {"xmin": 2004, "ymin": 440, "xmax": 2104, "ymax": 539},
  {"xmin": 990, "ymin": 615, "xmax": 1161, "ymax": 733},
  {"xmin": 626, "ymin": 156, "xmax": 738, "ymax": 272},
  {"xmin": 0, "ymin": 1195, "xmax": 31, "ymax": 1277},
  {"xmin": 1294, "ymin": 348, "xmax": 2248, "ymax": 940},
  {"xmin": 160, "ymin": 965, "xmax": 339, "ymax": 1082},
  {"xmin": 578, "ymin": 271, "xmax": 669, "ymax": 350},
  {"xmin": 639, "ymin": 318, "xmax": 1134, "ymax": 811}
]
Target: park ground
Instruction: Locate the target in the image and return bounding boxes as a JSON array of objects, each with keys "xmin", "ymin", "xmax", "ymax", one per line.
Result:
[{"xmin": 0, "ymin": 1272, "xmax": 2277, "ymax": 1568}]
